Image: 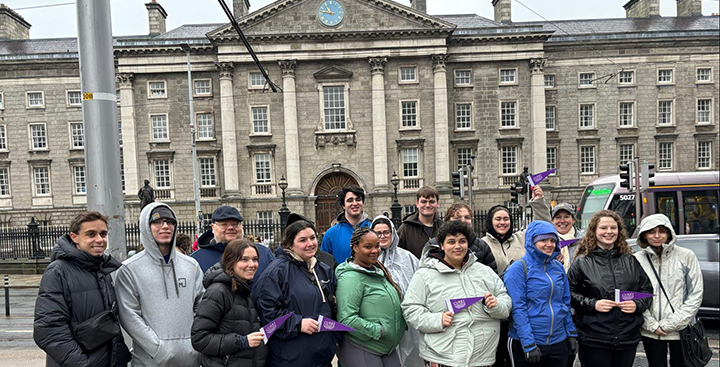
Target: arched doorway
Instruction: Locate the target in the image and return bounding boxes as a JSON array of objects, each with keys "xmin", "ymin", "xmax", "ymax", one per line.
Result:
[{"xmin": 314, "ymin": 172, "xmax": 359, "ymax": 233}]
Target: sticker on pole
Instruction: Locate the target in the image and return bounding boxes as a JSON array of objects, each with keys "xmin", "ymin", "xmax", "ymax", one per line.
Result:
[{"xmin": 83, "ymin": 92, "xmax": 93, "ymax": 100}]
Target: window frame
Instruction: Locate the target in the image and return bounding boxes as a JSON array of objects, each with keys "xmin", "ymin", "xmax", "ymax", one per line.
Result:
[
  {"xmin": 657, "ymin": 99, "xmax": 675, "ymax": 126},
  {"xmin": 399, "ymin": 99, "xmax": 420, "ymax": 130},
  {"xmin": 618, "ymin": 70, "xmax": 635, "ymax": 86},
  {"xmin": 697, "ymin": 140, "xmax": 713, "ymax": 170},
  {"xmin": 657, "ymin": 141, "xmax": 674, "ymax": 171},
  {"xmin": 579, "ymin": 145, "xmax": 597, "ymax": 175},
  {"xmin": 147, "ymin": 80, "xmax": 167, "ymax": 99},
  {"xmin": 618, "ymin": 101, "xmax": 635, "ymax": 128},
  {"xmin": 248, "ymin": 72, "xmax": 267, "ymax": 90},
  {"xmin": 657, "ymin": 68, "xmax": 675, "ymax": 85},
  {"xmin": 499, "ymin": 145, "xmax": 519, "ymax": 177},
  {"xmin": 318, "ymin": 82, "xmax": 351, "ymax": 131},
  {"xmin": 66, "ymin": 90, "xmax": 82, "ymax": 107},
  {"xmin": 193, "ymin": 78, "xmax": 212, "ymax": 97},
  {"xmin": 26, "ymin": 91, "xmax": 45, "ymax": 108},
  {"xmin": 454, "ymin": 102, "xmax": 473, "ymax": 131},
  {"xmin": 398, "ymin": 65, "xmax": 418, "ymax": 85},
  {"xmin": 696, "ymin": 98, "xmax": 714, "ymax": 125},
  {"xmin": 0, "ymin": 124, "xmax": 7, "ymax": 151},
  {"xmin": 0, "ymin": 166, "xmax": 10, "ymax": 197},
  {"xmin": 195, "ymin": 112, "xmax": 214, "ymax": 140},
  {"xmin": 544, "ymin": 74, "xmax": 556, "ymax": 89},
  {"xmin": 619, "ymin": 143, "xmax": 636, "ymax": 166},
  {"xmin": 545, "ymin": 105, "xmax": 556, "ymax": 131},
  {"xmin": 578, "ymin": 72, "xmax": 596, "ymax": 89},
  {"xmin": 253, "ymin": 152, "xmax": 274, "ymax": 185},
  {"xmin": 149, "ymin": 113, "xmax": 170, "ymax": 142},
  {"xmin": 499, "ymin": 68, "xmax": 518, "ymax": 86},
  {"xmin": 72, "ymin": 165, "xmax": 87, "ymax": 195},
  {"xmin": 454, "ymin": 69, "xmax": 473, "ymax": 87},
  {"xmin": 198, "ymin": 156, "xmax": 218, "ymax": 188},
  {"xmin": 28, "ymin": 123, "xmax": 48, "ymax": 151},
  {"xmin": 401, "ymin": 147, "xmax": 420, "ymax": 179},
  {"xmin": 546, "ymin": 146, "xmax": 558, "ymax": 173},
  {"xmin": 578, "ymin": 103, "xmax": 596, "ymax": 130},
  {"xmin": 695, "ymin": 67, "xmax": 713, "ymax": 84},
  {"xmin": 0, "ymin": 92, "xmax": 4, "ymax": 110},
  {"xmin": 250, "ymin": 105, "xmax": 271, "ymax": 136},
  {"xmin": 152, "ymin": 159, "xmax": 173, "ymax": 189},
  {"xmin": 32, "ymin": 165, "xmax": 52, "ymax": 196},
  {"xmin": 69, "ymin": 122, "xmax": 85, "ymax": 150},
  {"xmin": 499, "ymin": 100, "xmax": 518, "ymax": 129}
]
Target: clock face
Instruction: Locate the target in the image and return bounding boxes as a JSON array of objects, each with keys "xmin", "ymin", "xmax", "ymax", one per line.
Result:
[{"xmin": 317, "ymin": 0, "xmax": 345, "ymax": 27}]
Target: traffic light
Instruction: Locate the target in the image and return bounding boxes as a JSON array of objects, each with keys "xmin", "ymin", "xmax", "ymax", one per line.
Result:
[
  {"xmin": 452, "ymin": 169, "xmax": 464, "ymax": 198},
  {"xmin": 641, "ymin": 162, "xmax": 655, "ymax": 191},
  {"xmin": 619, "ymin": 162, "xmax": 634, "ymax": 191},
  {"xmin": 510, "ymin": 181, "xmax": 523, "ymax": 205}
]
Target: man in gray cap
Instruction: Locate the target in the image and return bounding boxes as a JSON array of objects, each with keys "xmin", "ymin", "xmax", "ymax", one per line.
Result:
[{"xmin": 551, "ymin": 203, "xmax": 584, "ymax": 272}]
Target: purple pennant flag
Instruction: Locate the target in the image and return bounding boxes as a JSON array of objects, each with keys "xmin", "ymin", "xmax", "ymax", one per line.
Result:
[
  {"xmin": 614, "ymin": 289, "xmax": 654, "ymax": 303},
  {"xmin": 318, "ymin": 315, "xmax": 355, "ymax": 332},
  {"xmin": 528, "ymin": 168, "xmax": 557, "ymax": 186},
  {"xmin": 261, "ymin": 312, "xmax": 294, "ymax": 343},
  {"xmin": 558, "ymin": 239, "xmax": 579, "ymax": 249},
  {"xmin": 445, "ymin": 296, "xmax": 485, "ymax": 313}
]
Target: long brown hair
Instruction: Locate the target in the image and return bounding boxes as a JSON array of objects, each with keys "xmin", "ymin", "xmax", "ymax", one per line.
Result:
[
  {"xmin": 576, "ymin": 209, "xmax": 631, "ymax": 257},
  {"xmin": 350, "ymin": 227, "xmax": 403, "ymax": 299},
  {"xmin": 222, "ymin": 239, "xmax": 258, "ymax": 292},
  {"xmin": 444, "ymin": 202, "xmax": 471, "ymax": 222}
]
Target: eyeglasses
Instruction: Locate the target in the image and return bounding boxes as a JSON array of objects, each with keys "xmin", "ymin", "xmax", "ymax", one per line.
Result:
[
  {"xmin": 152, "ymin": 219, "xmax": 176, "ymax": 227},
  {"xmin": 376, "ymin": 231, "xmax": 392, "ymax": 238},
  {"xmin": 214, "ymin": 221, "xmax": 242, "ymax": 229}
]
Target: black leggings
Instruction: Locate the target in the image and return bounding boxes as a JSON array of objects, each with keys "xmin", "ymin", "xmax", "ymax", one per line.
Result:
[
  {"xmin": 577, "ymin": 342, "xmax": 637, "ymax": 367},
  {"xmin": 642, "ymin": 337, "xmax": 684, "ymax": 367}
]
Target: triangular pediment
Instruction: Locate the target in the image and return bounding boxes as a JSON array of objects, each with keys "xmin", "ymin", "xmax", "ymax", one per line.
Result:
[
  {"xmin": 313, "ymin": 65, "xmax": 354, "ymax": 80},
  {"xmin": 207, "ymin": 0, "xmax": 455, "ymax": 40}
]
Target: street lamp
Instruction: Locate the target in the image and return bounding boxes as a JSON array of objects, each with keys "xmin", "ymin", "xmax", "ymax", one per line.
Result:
[
  {"xmin": 278, "ymin": 175, "xmax": 290, "ymax": 235},
  {"xmin": 390, "ymin": 172, "xmax": 402, "ymax": 228}
]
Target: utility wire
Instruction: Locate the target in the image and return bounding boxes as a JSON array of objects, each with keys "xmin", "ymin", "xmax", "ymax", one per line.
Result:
[{"xmin": 14, "ymin": 2, "xmax": 75, "ymax": 11}]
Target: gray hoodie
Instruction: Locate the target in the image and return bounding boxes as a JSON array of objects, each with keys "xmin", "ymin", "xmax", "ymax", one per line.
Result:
[{"xmin": 115, "ymin": 203, "xmax": 204, "ymax": 367}]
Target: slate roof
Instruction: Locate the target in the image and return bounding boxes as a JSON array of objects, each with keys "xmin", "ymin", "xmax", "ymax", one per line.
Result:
[
  {"xmin": 155, "ymin": 23, "xmax": 224, "ymax": 39},
  {"xmin": 0, "ymin": 37, "xmax": 77, "ymax": 59},
  {"xmin": 426, "ymin": 14, "xmax": 505, "ymax": 28}
]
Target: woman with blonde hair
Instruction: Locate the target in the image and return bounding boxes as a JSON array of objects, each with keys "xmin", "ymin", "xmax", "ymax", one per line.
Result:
[{"xmin": 568, "ymin": 210, "xmax": 653, "ymax": 367}]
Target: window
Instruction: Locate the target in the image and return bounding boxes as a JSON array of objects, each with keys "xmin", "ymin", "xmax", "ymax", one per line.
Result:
[
  {"xmin": 0, "ymin": 167, "xmax": 9, "ymax": 197},
  {"xmin": 30, "ymin": 123, "xmax": 47, "ymax": 150},
  {"xmin": 619, "ymin": 102, "xmax": 634, "ymax": 127},
  {"xmin": 257, "ymin": 211, "xmax": 274, "ymax": 241},
  {"xmin": 249, "ymin": 72, "xmax": 266, "ymax": 88},
  {"xmin": 399, "ymin": 66, "xmax": 417, "ymax": 83},
  {"xmin": 118, "ymin": 122, "xmax": 123, "ymax": 147},
  {"xmin": 658, "ymin": 142, "xmax": 673, "ymax": 170},
  {"xmin": 194, "ymin": 79, "xmax": 211, "ymax": 96},
  {"xmin": 546, "ymin": 147, "xmax": 557, "ymax": 171},
  {"xmin": 545, "ymin": 106, "xmax": 556, "ymax": 130},
  {"xmin": 618, "ymin": 71, "xmax": 634, "ymax": 85},
  {"xmin": 27, "ymin": 92, "xmax": 44, "ymax": 108},
  {"xmin": 579, "ymin": 104, "xmax": 595, "ymax": 129},
  {"xmin": 70, "ymin": 122, "xmax": 84, "ymax": 149},
  {"xmin": 619, "ymin": 144, "xmax": 635, "ymax": 165},
  {"xmin": 501, "ymin": 146, "xmax": 517, "ymax": 175},
  {"xmin": 73, "ymin": 166, "xmax": 86, "ymax": 194},
  {"xmin": 696, "ymin": 68, "xmax": 712, "ymax": 83},
  {"xmin": 0, "ymin": 125, "xmax": 6, "ymax": 150},
  {"xmin": 196, "ymin": 113, "xmax": 214, "ymax": 139},
  {"xmin": 148, "ymin": 81, "xmax": 166, "ymax": 98},
  {"xmin": 254, "ymin": 154, "xmax": 272, "ymax": 184},
  {"xmin": 120, "ymin": 160, "xmax": 125, "ymax": 193},
  {"xmin": 697, "ymin": 141, "xmax": 712, "ymax": 170},
  {"xmin": 455, "ymin": 70, "xmax": 471, "ymax": 86},
  {"xmin": 151, "ymin": 114, "xmax": 169, "ymax": 141},
  {"xmin": 500, "ymin": 101, "xmax": 516, "ymax": 128},
  {"xmin": 322, "ymin": 86, "xmax": 346, "ymax": 130},
  {"xmin": 251, "ymin": 106, "xmax": 269, "ymax": 134},
  {"xmin": 455, "ymin": 103, "xmax": 472, "ymax": 130},
  {"xmin": 404, "ymin": 205, "xmax": 417, "ymax": 216},
  {"xmin": 697, "ymin": 99, "xmax": 712, "ymax": 125},
  {"xmin": 658, "ymin": 69, "xmax": 673, "ymax": 84},
  {"xmin": 0, "ymin": 92, "xmax": 4, "ymax": 109},
  {"xmin": 580, "ymin": 146, "xmax": 595, "ymax": 174},
  {"xmin": 457, "ymin": 147, "xmax": 473, "ymax": 171},
  {"xmin": 579, "ymin": 72, "xmax": 595, "ymax": 87},
  {"xmin": 499, "ymin": 69, "xmax": 516, "ymax": 84},
  {"xmin": 400, "ymin": 100, "xmax": 418, "ymax": 128},
  {"xmin": 67, "ymin": 91, "xmax": 82, "ymax": 106},
  {"xmin": 199, "ymin": 158, "xmax": 216, "ymax": 187},
  {"xmin": 402, "ymin": 148, "xmax": 418, "ymax": 178},
  {"xmin": 544, "ymin": 75, "xmax": 555, "ymax": 88},
  {"xmin": 658, "ymin": 100, "xmax": 674, "ymax": 126},
  {"xmin": 153, "ymin": 159, "xmax": 171, "ymax": 188},
  {"xmin": 33, "ymin": 167, "xmax": 50, "ymax": 195}
]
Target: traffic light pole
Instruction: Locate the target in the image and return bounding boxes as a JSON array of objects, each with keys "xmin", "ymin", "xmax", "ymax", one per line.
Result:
[{"xmin": 634, "ymin": 157, "xmax": 642, "ymax": 226}]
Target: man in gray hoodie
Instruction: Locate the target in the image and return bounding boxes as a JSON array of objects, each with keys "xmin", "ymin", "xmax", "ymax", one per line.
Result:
[{"xmin": 115, "ymin": 202, "xmax": 204, "ymax": 367}]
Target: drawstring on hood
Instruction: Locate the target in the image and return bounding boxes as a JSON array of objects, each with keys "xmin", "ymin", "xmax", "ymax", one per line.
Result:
[
  {"xmin": 139, "ymin": 202, "xmax": 180, "ymax": 299},
  {"xmin": 486, "ymin": 205, "xmax": 514, "ymax": 246}
]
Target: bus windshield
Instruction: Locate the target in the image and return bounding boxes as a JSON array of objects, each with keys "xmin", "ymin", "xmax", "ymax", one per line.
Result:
[{"xmin": 577, "ymin": 184, "xmax": 614, "ymax": 231}]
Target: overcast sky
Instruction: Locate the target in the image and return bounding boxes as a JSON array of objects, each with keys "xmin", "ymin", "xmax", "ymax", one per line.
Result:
[{"xmin": 4, "ymin": 0, "xmax": 719, "ymax": 39}]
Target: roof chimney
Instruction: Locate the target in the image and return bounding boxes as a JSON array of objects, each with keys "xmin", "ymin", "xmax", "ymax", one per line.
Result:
[
  {"xmin": 677, "ymin": 0, "xmax": 702, "ymax": 17},
  {"xmin": 234, "ymin": 0, "xmax": 250, "ymax": 18},
  {"xmin": 492, "ymin": 0, "xmax": 512, "ymax": 24},
  {"xmin": 623, "ymin": 0, "xmax": 660, "ymax": 18},
  {"xmin": 145, "ymin": 0, "xmax": 167, "ymax": 37},
  {"xmin": 410, "ymin": 0, "xmax": 427, "ymax": 13},
  {"xmin": 0, "ymin": 4, "xmax": 31, "ymax": 40}
]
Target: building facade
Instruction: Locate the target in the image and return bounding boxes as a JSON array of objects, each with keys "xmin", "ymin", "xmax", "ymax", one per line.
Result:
[{"xmin": 0, "ymin": 0, "xmax": 717, "ymax": 232}]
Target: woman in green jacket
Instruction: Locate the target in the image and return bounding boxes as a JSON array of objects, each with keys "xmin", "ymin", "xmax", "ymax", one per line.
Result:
[{"xmin": 336, "ymin": 227, "xmax": 407, "ymax": 367}]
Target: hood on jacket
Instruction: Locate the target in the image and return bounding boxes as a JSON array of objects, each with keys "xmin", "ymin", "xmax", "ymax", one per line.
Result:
[
  {"xmin": 524, "ymin": 221, "xmax": 560, "ymax": 264},
  {"xmin": 372, "ymin": 214, "xmax": 399, "ymax": 251},
  {"xmin": 196, "ymin": 229, "xmax": 227, "ymax": 252},
  {"xmin": 335, "ymin": 259, "xmax": 384, "ymax": 278},
  {"xmin": 51, "ymin": 234, "xmax": 121, "ymax": 274},
  {"xmin": 401, "ymin": 210, "xmax": 441, "ymax": 228},
  {"xmin": 637, "ymin": 214, "xmax": 676, "ymax": 249},
  {"xmin": 336, "ymin": 210, "xmax": 370, "ymax": 228},
  {"xmin": 485, "ymin": 205, "xmax": 514, "ymax": 245},
  {"xmin": 139, "ymin": 202, "xmax": 182, "ymax": 298},
  {"xmin": 419, "ymin": 237, "xmax": 473, "ymax": 272}
]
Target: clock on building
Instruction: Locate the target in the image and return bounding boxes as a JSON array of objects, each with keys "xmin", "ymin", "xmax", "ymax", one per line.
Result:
[{"xmin": 317, "ymin": 0, "xmax": 345, "ymax": 27}]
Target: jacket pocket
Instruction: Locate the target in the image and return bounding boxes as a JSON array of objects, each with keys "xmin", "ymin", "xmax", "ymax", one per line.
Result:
[{"xmin": 423, "ymin": 329, "xmax": 453, "ymax": 357}]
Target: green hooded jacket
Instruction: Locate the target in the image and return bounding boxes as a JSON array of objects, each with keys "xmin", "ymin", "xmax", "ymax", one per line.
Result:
[{"xmin": 336, "ymin": 260, "xmax": 407, "ymax": 355}]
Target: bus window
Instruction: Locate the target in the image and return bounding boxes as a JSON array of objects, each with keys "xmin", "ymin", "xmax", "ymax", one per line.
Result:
[
  {"xmin": 609, "ymin": 194, "xmax": 637, "ymax": 236},
  {"xmin": 655, "ymin": 192, "xmax": 680, "ymax": 234},
  {"xmin": 682, "ymin": 190, "xmax": 719, "ymax": 234},
  {"xmin": 577, "ymin": 184, "xmax": 614, "ymax": 230}
]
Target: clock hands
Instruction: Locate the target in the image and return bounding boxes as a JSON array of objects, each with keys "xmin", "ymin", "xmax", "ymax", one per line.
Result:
[{"xmin": 321, "ymin": 6, "xmax": 335, "ymax": 15}]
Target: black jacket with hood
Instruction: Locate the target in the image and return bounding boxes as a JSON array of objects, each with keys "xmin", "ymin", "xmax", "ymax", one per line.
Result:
[
  {"xmin": 192, "ymin": 264, "xmax": 267, "ymax": 367},
  {"xmin": 397, "ymin": 211, "xmax": 443, "ymax": 259},
  {"xmin": 33, "ymin": 234, "xmax": 130, "ymax": 367},
  {"xmin": 424, "ymin": 232, "xmax": 497, "ymax": 273}
]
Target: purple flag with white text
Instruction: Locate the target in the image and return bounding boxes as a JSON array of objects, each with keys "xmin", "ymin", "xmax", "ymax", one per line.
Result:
[
  {"xmin": 528, "ymin": 168, "xmax": 557, "ymax": 186},
  {"xmin": 261, "ymin": 312, "xmax": 294, "ymax": 343},
  {"xmin": 614, "ymin": 289, "xmax": 654, "ymax": 303},
  {"xmin": 558, "ymin": 239, "xmax": 579, "ymax": 249},
  {"xmin": 445, "ymin": 296, "xmax": 484, "ymax": 313},
  {"xmin": 318, "ymin": 315, "xmax": 355, "ymax": 332}
]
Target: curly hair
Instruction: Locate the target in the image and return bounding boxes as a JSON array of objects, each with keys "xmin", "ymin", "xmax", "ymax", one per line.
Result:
[
  {"xmin": 437, "ymin": 220, "xmax": 474, "ymax": 245},
  {"xmin": 349, "ymin": 227, "xmax": 403, "ymax": 299},
  {"xmin": 575, "ymin": 209, "xmax": 631, "ymax": 257},
  {"xmin": 444, "ymin": 202, "xmax": 472, "ymax": 223}
]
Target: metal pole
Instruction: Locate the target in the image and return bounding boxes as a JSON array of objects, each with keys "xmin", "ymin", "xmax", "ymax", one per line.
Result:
[
  {"xmin": 467, "ymin": 156, "xmax": 475, "ymax": 215},
  {"xmin": 185, "ymin": 46, "xmax": 203, "ymax": 236},
  {"xmin": 76, "ymin": 0, "xmax": 126, "ymax": 260},
  {"xmin": 4, "ymin": 275, "xmax": 9, "ymax": 317},
  {"xmin": 634, "ymin": 158, "xmax": 642, "ymax": 231}
]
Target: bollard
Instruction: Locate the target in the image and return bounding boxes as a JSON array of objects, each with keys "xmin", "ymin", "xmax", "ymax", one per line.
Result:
[{"xmin": 4, "ymin": 274, "xmax": 9, "ymax": 317}]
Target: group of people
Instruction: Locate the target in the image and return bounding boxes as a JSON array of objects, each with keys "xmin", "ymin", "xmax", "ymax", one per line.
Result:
[{"xmin": 33, "ymin": 184, "xmax": 704, "ymax": 367}]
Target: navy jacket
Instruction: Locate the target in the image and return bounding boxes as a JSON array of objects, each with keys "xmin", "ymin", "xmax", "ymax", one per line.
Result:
[{"xmin": 253, "ymin": 247, "xmax": 340, "ymax": 367}]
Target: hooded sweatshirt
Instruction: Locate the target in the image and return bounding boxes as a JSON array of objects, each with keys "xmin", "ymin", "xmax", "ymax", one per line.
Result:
[
  {"xmin": 505, "ymin": 221, "xmax": 577, "ymax": 352},
  {"xmin": 634, "ymin": 214, "xmax": 703, "ymax": 341},
  {"xmin": 397, "ymin": 211, "xmax": 443, "ymax": 259},
  {"xmin": 371, "ymin": 215, "xmax": 419, "ymax": 296},
  {"xmin": 320, "ymin": 211, "xmax": 371, "ymax": 264},
  {"xmin": 115, "ymin": 203, "xmax": 205, "ymax": 367}
]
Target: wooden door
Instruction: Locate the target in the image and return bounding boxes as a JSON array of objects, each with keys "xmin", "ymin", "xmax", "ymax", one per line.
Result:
[{"xmin": 315, "ymin": 172, "xmax": 358, "ymax": 233}]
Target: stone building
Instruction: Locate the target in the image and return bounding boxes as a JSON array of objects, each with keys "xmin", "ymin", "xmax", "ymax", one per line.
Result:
[{"xmin": 0, "ymin": 0, "xmax": 717, "ymax": 232}]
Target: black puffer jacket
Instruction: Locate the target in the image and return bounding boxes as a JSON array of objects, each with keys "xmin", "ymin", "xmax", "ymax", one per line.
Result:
[
  {"xmin": 192, "ymin": 264, "xmax": 267, "ymax": 367},
  {"xmin": 568, "ymin": 246, "xmax": 653, "ymax": 346},
  {"xmin": 33, "ymin": 234, "xmax": 130, "ymax": 367}
]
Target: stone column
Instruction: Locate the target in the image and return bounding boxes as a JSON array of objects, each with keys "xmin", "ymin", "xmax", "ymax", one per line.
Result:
[
  {"xmin": 279, "ymin": 60, "xmax": 303, "ymax": 195},
  {"xmin": 116, "ymin": 73, "xmax": 139, "ymax": 196},
  {"xmin": 530, "ymin": 58, "xmax": 548, "ymax": 174},
  {"xmin": 432, "ymin": 54, "xmax": 450, "ymax": 187},
  {"xmin": 369, "ymin": 57, "xmax": 389, "ymax": 192},
  {"xmin": 216, "ymin": 62, "xmax": 240, "ymax": 194}
]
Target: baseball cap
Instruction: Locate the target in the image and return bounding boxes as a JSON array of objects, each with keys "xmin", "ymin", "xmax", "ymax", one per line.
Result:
[
  {"xmin": 212, "ymin": 206, "xmax": 243, "ymax": 222},
  {"xmin": 150, "ymin": 206, "xmax": 176, "ymax": 224},
  {"xmin": 552, "ymin": 203, "xmax": 576, "ymax": 219}
]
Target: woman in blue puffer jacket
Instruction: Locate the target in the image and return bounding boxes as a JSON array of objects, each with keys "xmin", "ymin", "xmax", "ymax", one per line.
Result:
[{"xmin": 503, "ymin": 220, "xmax": 578, "ymax": 366}]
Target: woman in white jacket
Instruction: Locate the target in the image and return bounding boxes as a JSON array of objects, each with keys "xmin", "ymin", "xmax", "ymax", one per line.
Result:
[{"xmin": 634, "ymin": 214, "xmax": 703, "ymax": 367}]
